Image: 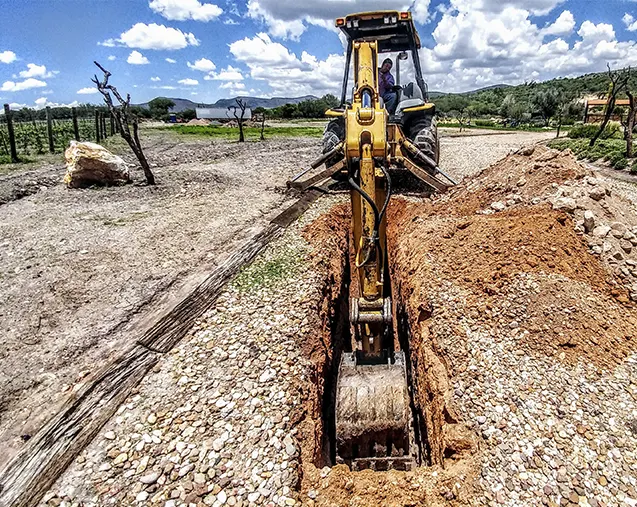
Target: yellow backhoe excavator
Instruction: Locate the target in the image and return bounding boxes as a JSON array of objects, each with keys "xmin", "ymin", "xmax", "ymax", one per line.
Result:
[{"xmin": 289, "ymin": 11, "xmax": 455, "ymax": 471}]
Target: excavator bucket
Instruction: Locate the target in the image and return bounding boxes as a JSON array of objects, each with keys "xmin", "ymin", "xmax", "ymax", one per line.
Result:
[{"xmin": 335, "ymin": 352, "xmax": 414, "ymax": 470}]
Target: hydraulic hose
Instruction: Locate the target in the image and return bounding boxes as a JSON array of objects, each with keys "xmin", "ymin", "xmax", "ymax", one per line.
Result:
[{"xmin": 348, "ymin": 164, "xmax": 393, "ymax": 270}]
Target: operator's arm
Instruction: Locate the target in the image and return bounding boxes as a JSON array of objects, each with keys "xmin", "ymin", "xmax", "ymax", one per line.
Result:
[{"xmin": 387, "ymin": 73, "xmax": 395, "ymax": 88}]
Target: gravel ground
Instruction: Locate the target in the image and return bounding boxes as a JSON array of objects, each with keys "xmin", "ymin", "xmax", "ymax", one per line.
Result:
[
  {"xmin": 440, "ymin": 130, "xmax": 556, "ymax": 180},
  {"xmin": 39, "ymin": 196, "xmax": 341, "ymax": 507},
  {"xmin": 434, "ymin": 279, "xmax": 637, "ymax": 507},
  {"xmin": 10, "ymin": 129, "xmax": 571, "ymax": 506},
  {"xmin": 0, "ymin": 135, "xmax": 317, "ymax": 469}
]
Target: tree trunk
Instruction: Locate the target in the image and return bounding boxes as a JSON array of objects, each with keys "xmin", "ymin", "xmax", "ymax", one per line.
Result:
[
  {"xmin": 625, "ymin": 91, "xmax": 636, "ymax": 159},
  {"xmin": 238, "ymin": 121, "xmax": 245, "ymax": 142},
  {"xmin": 260, "ymin": 117, "xmax": 265, "ymax": 141},
  {"xmin": 590, "ymin": 95, "xmax": 616, "ymax": 147},
  {"xmin": 133, "ymin": 120, "xmax": 155, "ymax": 184},
  {"xmin": 92, "ymin": 62, "xmax": 156, "ymax": 185}
]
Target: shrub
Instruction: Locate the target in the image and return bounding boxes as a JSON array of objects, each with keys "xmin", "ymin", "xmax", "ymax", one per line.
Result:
[
  {"xmin": 631, "ymin": 160, "xmax": 637, "ymax": 174},
  {"xmin": 609, "ymin": 152, "xmax": 628, "ymax": 169},
  {"xmin": 568, "ymin": 122, "xmax": 621, "ymax": 140},
  {"xmin": 475, "ymin": 119, "xmax": 495, "ymax": 127},
  {"xmin": 613, "ymin": 157, "xmax": 628, "ymax": 170}
]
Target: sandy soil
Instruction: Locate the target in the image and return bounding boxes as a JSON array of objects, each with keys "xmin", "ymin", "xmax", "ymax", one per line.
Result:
[{"xmin": 0, "ymin": 134, "xmax": 318, "ymax": 468}]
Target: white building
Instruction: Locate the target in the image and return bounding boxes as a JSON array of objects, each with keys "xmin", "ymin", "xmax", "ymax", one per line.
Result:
[{"xmin": 195, "ymin": 107, "xmax": 252, "ymax": 120}]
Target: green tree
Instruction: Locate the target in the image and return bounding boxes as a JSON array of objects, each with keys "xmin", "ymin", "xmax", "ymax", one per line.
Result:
[
  {"xmin": 148, "ymin": 97, "xmax": 175, "ymax": 120},
  {"xmin": 531, "ymin": 89, "xmax": 560, "ymax": 126},
  {"xmin": 179, "ymin": 109, "xmax": 196, "ymax": 121}
]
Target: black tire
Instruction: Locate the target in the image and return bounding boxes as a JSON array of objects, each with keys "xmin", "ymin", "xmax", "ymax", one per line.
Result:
[
  {"xmin": 408, "ymin": 114, "xmax": 440, "ymax": 166},
  {"xmin": 322, "ymin": 118, "xmax": 345, "ymax": 168}
]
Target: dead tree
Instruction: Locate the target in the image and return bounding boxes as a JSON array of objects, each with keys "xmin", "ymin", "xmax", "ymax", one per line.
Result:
[
  {"xmin": 255, "ymin": 112, "xmax": 266, "ymax": 140},
  {"xmin": 92, "ymin": 61, "xmax": 155, "ymax": 185},
  {"xmin": 227, "ymin": 98, "xmax": 247, "ymax": 142},
  {"xmin": 590, "ymin": 64, "xmax": 631, "ymax": 148},
  {"xmin": 622, "ymin": 75, "xmax": 636, "ymax": 157}
]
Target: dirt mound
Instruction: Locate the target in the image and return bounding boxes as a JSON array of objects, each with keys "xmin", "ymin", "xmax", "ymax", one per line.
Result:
[
  {"xmin": 186, "ymin": 118, "xmax": 210, "ymax": 126},
  {"xmin": 388, "ymin": 145, "xmax": 637, "ymax": 368}
]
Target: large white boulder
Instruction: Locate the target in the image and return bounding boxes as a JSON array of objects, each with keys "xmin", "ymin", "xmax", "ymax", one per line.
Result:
[{"xmin": 64, "ymin": 141, "xmax": 131, "ymax": 188}]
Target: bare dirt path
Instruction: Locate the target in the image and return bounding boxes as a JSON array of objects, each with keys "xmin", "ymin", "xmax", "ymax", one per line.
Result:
[
  {"xmin": 0, "ymin": 134, "xmax": 318, "ymax": 469},
  {"xmin": 440, "ymin": 129, "xmax": 556, "ymax": 180}
]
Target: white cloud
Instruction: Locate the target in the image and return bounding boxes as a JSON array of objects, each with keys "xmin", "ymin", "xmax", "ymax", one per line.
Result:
[
  {"xmin": 151, "ymin": 85, "xmax": 178, "ymax": 90},
  {"xmin": 229, "ymin": 33, "xmax": 303, "ymax": 68},
  {"xmin": 151, "ymin": 76, "xmax": 161, "ymax": 81},
  {"xmin": 230, "ymin": 33, "xmax": 343, "ymax": 96},
  {"xmin": 149, "ymin": 0, "xmax": 223, "ymax": 21},
  {"xmin": 224, "ymin": 18, "xmax": 239, "ymax": 25},
  {"xmin": 103, "ymin": 23, "xmax": 199, "ymax": 51},
  {"xmin": 449, "ymin": 0, "xmax": 563, "ymax": 15},
  {"xmin": 542, "ymin": 10, "xmax": 575, "ymax": 36},
  {"xmin": 127, "ymin": 50, "xmax": 150, "ymax": 65},
  {"xmin": 108, "ymin": 55, "xmax": 117, "ymax": 61},
  {"xmin": 246, "ymin": 0, "xmax": 432, "ymax": 40},
  {"xmin": 624, "ymin": 13, "xmax": 637, "ymax": 32},
  {"xmin": 31, "ymin": 97, "xmax": 79, "ymax": 110},
  {"xmin": 0, "ymin": 51, "xmax": 17, "ymax": 64},
  {"xmin": 219, "ymin": 81, "xmax": 246, "ymax": 90},
  {"xmin": 204, "ymin": 65, "xmax": 244, "ymax": 81},
  {"xmin": 187, "ymin": 58, "xmax": 216, "ymax": 72},
  {"xmin": 1, "ymin": 78, "xmax": 47, "ymax": 92},
  {"xmin": 219, "ymin": 81, "xmax": 247, "ymax": 96},
  {"xmin": 18, "ymin": 63, "xmax": 58, "ymax": 79},
  {"xmin": 418, "ymin": 5, "xmax": 637, "ymax": 93},
  {"xmin": 178, "ymin": 78, "xmax": 199, "ymax": 85},
  {"xmin": 77, "ymin": 87, "xmax": 98, "ymax": 94},
  {"xmin": 166, "ymin": 58, "xmax": 177, "ymax": 63}
]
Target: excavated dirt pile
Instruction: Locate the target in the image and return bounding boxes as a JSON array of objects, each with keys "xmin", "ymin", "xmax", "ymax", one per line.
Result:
[{"xmin": 389, "ymin": 144, "xmax": 637, "ymax": 369}]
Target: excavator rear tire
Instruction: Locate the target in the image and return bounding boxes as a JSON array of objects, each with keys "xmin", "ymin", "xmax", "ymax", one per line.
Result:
[
  {"xmin": 323, "ymin": 118, "xmax": 345, "ymax": 167},
  {"xmin": 408, "ymin": 114, "xmax": 440, "ymax": 167}
]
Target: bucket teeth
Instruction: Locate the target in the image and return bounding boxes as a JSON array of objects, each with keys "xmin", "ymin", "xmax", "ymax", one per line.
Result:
[{"xmin": 335, "ymin": 351, "xmax": 414, "ymax": 470}]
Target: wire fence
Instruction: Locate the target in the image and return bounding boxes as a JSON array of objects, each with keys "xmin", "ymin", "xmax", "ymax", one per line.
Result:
[{"xmin": 0, "ymin": 104, "xmax": 116, "ymax": 163}]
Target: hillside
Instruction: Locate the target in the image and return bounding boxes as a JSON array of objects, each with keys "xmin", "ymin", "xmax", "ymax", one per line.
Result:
[
  {"xmin": 136, "ymin": 95, "xmax": 319, "ymax": 113},
  {"xmin": 433, "ymin": 68, "xmax": 623, "ymax": 114}
]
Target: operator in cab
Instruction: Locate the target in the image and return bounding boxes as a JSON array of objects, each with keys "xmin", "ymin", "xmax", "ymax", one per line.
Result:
[{"xmin": 379, "ymin": 58, "xmax": 397, "ymax": 114}]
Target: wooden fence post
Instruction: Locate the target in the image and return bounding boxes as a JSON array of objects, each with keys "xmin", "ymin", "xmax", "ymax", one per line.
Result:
[
  {"xmin": 45, "ymin": 106, "xmax": 54, "ymax": 153},
  {"xmin": 72, "ymin": 107, "xmax": 80, "ymax": 141},
  {"xmin": 3, "ymin": 103, "xmax": 19, "ymax": 163},
  {"xmin": 95, "ymin": 110, "xmax": 101, "ymax": 143},
  {"xmin": 110, "ymin": 114, "xmax": 115, "ymax": 136}
]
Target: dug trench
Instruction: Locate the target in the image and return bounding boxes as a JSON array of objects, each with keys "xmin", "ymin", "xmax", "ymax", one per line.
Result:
[
  {"xmin": 295, "ymin": 204, "xmax": 479, "ymax": 507},
  {"xmin": 294, "ymin": 145, "xmax": 637, "ymax": 505}
]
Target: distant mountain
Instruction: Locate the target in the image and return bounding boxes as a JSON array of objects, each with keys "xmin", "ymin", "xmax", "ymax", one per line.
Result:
[
  {"xmin": 429, "ymin": 84, "xmax": 511, "ymax": 97},
  {"xmin": 136, "ymin": 95, "xmax": 319, "ymax": 113},
  {"xmin": 212, "ymin": 95, "xmax": 318, "ymax": 109}
]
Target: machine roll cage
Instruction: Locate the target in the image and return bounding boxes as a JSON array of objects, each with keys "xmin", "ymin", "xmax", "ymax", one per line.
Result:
[{"xmin": 336, "ymin": 11, "xmax": 429, "ymax": 106}]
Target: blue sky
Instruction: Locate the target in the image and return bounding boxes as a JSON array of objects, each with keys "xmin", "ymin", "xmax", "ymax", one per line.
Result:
[{"xmin": 1, "ymin": 0, "xmax": 636, "ymax": 109}]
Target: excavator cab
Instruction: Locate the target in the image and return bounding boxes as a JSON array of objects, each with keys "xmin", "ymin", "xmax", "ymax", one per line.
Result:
[{"xmin": 287, "ymin": 11, "xmax": 456, "ymax": 472}]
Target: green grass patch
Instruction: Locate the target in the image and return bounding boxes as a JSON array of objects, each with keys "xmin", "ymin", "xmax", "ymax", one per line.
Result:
[
  {"xmin": 0, "ymin": 154, "xmax": 36, "ymax": 165},
  {"xmin": 151, "ymin": 125, "xmax": 323, "ymax": 139},
  {"xmin": 548, "ymin": 137, "xmax": 630, "ymax": 169},
  {"xmin": 438, "ymin": 122, "xmax": 551, "ymax": 132},
  {"xmin": 233, "ymin": 248, "xmax": 305, "ymax": 292},
  {"xmin": 567, "ymin": 122, "xmax": 621, "ymax": 140}
]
